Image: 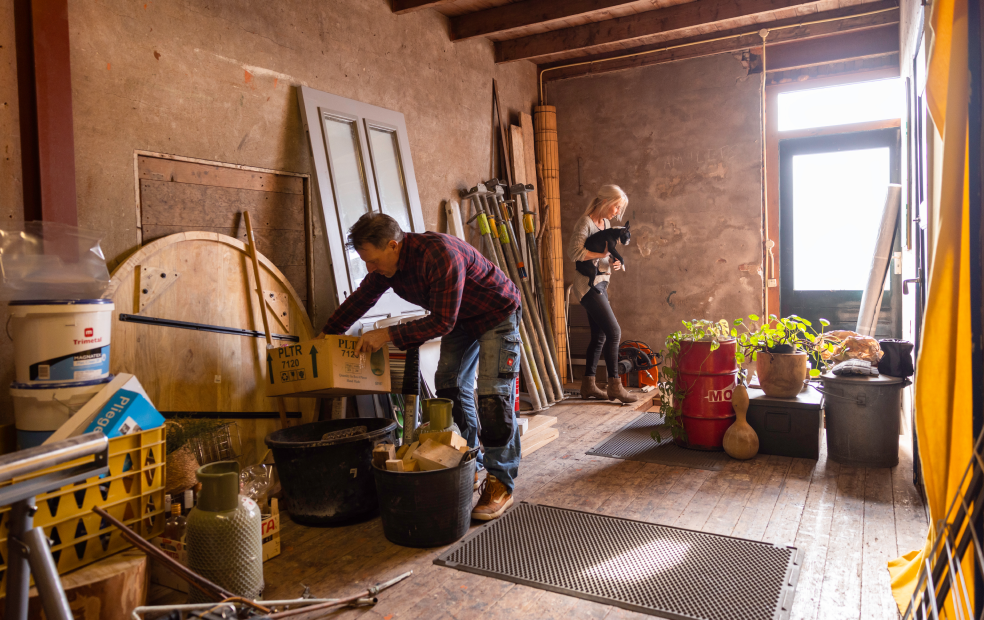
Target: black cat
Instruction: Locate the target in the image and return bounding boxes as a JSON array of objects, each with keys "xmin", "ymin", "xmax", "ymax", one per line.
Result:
[{"xmin": 575, "ymin": 221, "xmax": 631, "ymax": 289}]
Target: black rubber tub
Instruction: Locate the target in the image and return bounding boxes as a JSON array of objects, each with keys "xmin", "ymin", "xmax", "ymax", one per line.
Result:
[
  {"xmin": 373, "ymin": 456, "xmax": 476, "ymax": 548},
  {"xmin": 266, "ymin": 418, "xmax": 396, "ymax": 526}
]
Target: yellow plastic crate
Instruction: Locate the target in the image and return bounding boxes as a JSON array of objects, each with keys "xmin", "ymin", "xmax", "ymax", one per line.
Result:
[{"xmin": 0, "ymin": 427, "xmax": 166, "ymax": 587}]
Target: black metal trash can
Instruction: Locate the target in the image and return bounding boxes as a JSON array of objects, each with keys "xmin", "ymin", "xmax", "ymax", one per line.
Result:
[
  {"xmin": 373, "ymin": 458, "xmax": 476, "ymax": 548},
  {"xmin": 819, "ymin": 373, "xmax": 905, "ymax": 467},
  {"xmin": 266, "ymin": 418, "xmax": 396, "ymax": 526}
]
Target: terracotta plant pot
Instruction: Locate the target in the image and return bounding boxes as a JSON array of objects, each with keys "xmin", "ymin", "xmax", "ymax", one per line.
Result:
[{"xmin": 756, "ymin": 352, "xmax": 808, "ymax": 398}]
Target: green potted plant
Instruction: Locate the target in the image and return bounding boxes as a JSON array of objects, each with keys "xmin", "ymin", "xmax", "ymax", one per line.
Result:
[
  {"xmin": 654, "ymin": 319, "xmax": 740, "ymax": 448},
  {"xmin": 735, "ymin": 314, "xmax": 834, "ymax": 398}
]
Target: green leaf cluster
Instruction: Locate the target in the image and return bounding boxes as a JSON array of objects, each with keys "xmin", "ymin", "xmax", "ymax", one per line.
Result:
[{"xmin": 734, "ymin": 314, "xmax": 835, "ymax": 378}]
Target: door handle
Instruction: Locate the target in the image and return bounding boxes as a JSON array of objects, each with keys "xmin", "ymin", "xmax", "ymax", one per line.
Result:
[{"xmin": 903, "ymin": 268, "xmax": 923, "ymax": 294}]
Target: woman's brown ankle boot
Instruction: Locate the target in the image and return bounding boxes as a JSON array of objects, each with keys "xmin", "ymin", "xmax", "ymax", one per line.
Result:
[
  {"xmin": 607, "ymin": 376, "xmax": 640, "ymax": 403},
  {"xmin": 580, "ymin": 375, "xmax": 608, "ymax": 399}
]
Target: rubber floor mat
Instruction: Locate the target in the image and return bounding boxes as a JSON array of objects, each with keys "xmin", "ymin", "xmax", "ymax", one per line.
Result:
[
  {"xmin": 436, "ymin": 503, "xmax": 800, "ymax": 620},
  {"xmin": 586, "ymin": 412, "xmax": 732, "ymax": 471}
]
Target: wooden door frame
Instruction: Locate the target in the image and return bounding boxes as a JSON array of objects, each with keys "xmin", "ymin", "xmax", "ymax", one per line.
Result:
[{"xmin": 764, "ymin": 67, "xmax": 901, "ymax": 318}]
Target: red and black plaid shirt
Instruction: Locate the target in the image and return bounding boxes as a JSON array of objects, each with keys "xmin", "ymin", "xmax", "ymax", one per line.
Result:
[{"xmin": 321, "ymin": 232, "xmax": 521, "ymax": 349}]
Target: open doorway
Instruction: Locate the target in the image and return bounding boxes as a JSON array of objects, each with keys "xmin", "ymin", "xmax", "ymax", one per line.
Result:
[{"xmin": 776, "ymin": 78, "xmax": 904, "ymax": 337}]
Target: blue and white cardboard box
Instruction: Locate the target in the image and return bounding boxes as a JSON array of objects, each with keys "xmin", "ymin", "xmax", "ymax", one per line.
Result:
[{"xmin": 84, "ymin": 389, "xmax": 164, "ymax": 439}]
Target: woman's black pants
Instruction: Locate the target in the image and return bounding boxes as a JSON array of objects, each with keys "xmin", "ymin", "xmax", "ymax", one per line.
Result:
[{"xmin": 579, "ymin": 282, "xmax": 621, "ymax": 379}]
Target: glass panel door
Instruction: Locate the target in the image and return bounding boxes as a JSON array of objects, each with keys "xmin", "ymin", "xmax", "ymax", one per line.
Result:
[
  {"xmin": 779, "ymin": 128, "xmax": 902, "ymax": 336},
  {"xmin": 367, "ymin": 125, "xmax": 413, "ymax": 233},
  {"xmin": 322, "ymin": 115, "xmax": 372, "ymax": 288}
]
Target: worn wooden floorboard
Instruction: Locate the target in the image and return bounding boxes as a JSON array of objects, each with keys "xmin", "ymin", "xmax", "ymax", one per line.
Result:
[
  {"xmin": 209, "ymin": 397, "xmax": 927, "ymax": 620},
  {"xmin": 892, "ymin": 434, "xmax": 929, "ymax": 556}
]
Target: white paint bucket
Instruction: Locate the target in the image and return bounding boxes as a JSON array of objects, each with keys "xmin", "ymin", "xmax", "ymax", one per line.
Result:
[
  {"xmin": 9, "ymin": 376, "xmax": 113, "ymax": 449},
  {"xmin": 9, "ymin": 299, "xmax": 114, "ymax": 384}
]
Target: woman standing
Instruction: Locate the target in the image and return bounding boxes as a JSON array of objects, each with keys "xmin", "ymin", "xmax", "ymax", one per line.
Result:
[{"xmin": 568, "ymin": 185, "xmax": 638, "ymax": 404}]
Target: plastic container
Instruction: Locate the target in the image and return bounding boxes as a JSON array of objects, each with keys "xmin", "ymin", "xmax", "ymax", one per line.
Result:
[
  {"xmin": 9, "ymin": 299, "xmax": 114, "ymax": 384},
  {"xmin": 9, "ymin": 377, "xmax": 113, "ymax": 449},
  {"xmin": 373, "ymin": 457, "xmax": 476, "ymax": 547},
  {"xmin": 819, "ymin": 373, "xmax": 904, "ymax": 467},
  {"xmin": 187, "ymin": 462, "xmax": 263, "ymax": 602},
  {"xmin": 0, "ymin": 426, "xmax": 166, "ymax": 590},
  {"xmin": 675, "ymin": 339, "xmax": 738, "ymax": 450},
  {"xmin": 265, "ymin": 418, "xmax": 397, "ymax": 526}
]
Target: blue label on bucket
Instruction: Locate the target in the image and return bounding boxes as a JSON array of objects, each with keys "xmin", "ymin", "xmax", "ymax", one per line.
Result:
[{"xmin": 29, "ymin": 345, "xmax": 110, "ymax": 382}]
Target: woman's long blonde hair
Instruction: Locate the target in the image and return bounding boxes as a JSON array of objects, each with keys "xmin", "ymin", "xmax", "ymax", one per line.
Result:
[{"xmin": 583, "ymin": 185, "xmax": 628, "ymax": 221}]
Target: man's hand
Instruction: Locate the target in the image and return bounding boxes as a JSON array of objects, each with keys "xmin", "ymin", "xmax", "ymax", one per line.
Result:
[{"xmin": 356, "ymin": 327, "xmax": 391, "ymax": 354}]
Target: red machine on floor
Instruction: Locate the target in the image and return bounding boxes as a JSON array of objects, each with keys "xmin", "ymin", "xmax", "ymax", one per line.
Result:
[{"xmin": 618, "ymin": 340, "xmax": 660, "ymax": 388}]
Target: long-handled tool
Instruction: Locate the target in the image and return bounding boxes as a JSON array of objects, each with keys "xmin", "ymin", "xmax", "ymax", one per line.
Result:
[
  {"xmin": 243, "ymin": 211, "xmax": 290, "ymax": 430},
  {"xmin": 486, "ymin": 181, "xmax": 564, "ymax": 400},
  {"xmin": 475, "ymin": 188, "xmax": 556, "ymax": 405},
  {"xmin": 464, "ymin": 185, "xmax": 547, "ymax": 411}
]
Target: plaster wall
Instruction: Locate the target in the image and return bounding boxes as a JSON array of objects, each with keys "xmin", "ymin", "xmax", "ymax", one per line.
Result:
[
  {"xmin": 547, "ymin": 54, "xmax": 764, "ymax": 354},
  {"xmin": 0, "ymin": 0, "xmax": 537, "ymax": 421}
]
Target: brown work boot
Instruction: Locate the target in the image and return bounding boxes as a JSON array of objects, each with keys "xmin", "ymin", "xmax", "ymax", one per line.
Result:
[
  {"xmin": 580, "ymin": 375, "xmax": 608, "ymax": 400},
  {"xmin": 472, "ymin": 475, "xmax": 514, "ymax": 521},
  {"xmin": 607, "ymin": 376, "xmax": 640, "ymax": 404}
]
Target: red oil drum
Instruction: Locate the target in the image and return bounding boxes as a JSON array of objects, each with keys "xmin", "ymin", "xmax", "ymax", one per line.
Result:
[{"xmin": 674, "ymin": 339, "xmax": 738, "ymax": 450}]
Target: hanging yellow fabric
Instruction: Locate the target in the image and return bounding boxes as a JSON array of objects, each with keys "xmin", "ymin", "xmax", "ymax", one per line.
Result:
[{"xmin": 888, "ymin": 0, "xmax": 973, "ymax": 613}]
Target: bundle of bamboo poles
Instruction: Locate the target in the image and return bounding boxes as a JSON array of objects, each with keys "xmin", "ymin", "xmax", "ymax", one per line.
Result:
[{"xmin": 463, "ymin": 181, "xmax": 564, "ymax": 411}]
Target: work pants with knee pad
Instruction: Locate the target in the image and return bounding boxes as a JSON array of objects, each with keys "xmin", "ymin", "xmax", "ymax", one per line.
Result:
[{"xmin": 434, "ymin": 309, "xmax": 522, "ymax": 493}]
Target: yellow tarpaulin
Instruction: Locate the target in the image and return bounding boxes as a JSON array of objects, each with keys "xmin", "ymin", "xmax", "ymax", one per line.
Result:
[{"xmin": 888, "ymin": 0, "xmax": 973, "ymax": 613}]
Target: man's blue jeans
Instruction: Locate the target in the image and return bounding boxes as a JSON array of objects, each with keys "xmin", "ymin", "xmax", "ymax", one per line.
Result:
[{"xmin": 434, "ymin": 310, "xmax": 522, "ymax": 493}]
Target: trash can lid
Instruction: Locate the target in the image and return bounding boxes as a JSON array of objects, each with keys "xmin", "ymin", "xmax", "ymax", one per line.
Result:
[{"xmin": 820, "ymin": 372, "xmax": 905, "ymax": 385}]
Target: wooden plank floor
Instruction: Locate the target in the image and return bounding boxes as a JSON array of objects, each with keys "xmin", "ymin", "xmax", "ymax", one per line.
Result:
[{"xmin": 250, "ymin": 397, "xmax": 928, "ymax": 619}]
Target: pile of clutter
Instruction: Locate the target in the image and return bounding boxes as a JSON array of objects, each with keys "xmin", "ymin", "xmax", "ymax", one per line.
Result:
[{"xmin": 373, "ymin": 430, "xmax": 471, "ymax": 473}]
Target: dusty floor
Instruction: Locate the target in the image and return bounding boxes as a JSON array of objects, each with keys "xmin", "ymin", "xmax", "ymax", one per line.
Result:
[{"xmin": 153, "ymin": 395, "xmax": 928, "ymax": 619}]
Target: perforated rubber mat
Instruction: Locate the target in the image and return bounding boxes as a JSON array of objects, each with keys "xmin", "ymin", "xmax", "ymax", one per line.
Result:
[
  {"xmin": 586, "ymin": 412, "xmax": 732, "ymax": 471},
  {"xmin": 436, "ymin": 503, "xmax": 800, "ymax": 620}
]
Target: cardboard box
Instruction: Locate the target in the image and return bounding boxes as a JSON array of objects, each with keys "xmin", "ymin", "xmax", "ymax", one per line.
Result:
[
  {"xmin": 262, "ymin": 498, "xmax": 281, "ymax": 562},
  {"xmin": 265, "ymin": 336, "xmax": 391, "ymax": 397},
  {"xmin": 84, "ymin": 389, "xmax": 164, "ymax": 439}
]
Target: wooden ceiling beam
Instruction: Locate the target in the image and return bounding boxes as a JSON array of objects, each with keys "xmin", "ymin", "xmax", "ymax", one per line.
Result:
[
  {"xmin": 451, "ymin": 0, "xmax": 645, "ymax": 41},
  {"xmin": 391, "ymin": 0, "xmax": 457, "ymax": 14},
  {"xmin": 539, "ymin": 2, "xmax": 899, "ymax": 81},
  {"xmin": 496, "ymin": 0, "xmax": 829, "ymax": 63},
  {"xmin": 764, "ymin": 22, "xmax": 899, "ymax": 71}
]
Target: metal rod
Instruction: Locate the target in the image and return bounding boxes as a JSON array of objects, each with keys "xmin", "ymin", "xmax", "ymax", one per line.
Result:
[
  {"xmin": 5, "ymin": 501, "xmax": 32, "ymax": 620},
  {"xmin": 0, "ymin": 432, "xmax": 107, "ymax": 485},
  {"xmin": 244, "ymin": 210, "xmax": 290, "ymax": 431},
  {"xmin": 92, "ymin": 506, "xmax": 235, "ymax": 601},
  {"xmin": 24, "ymin": 526, "xmax": 72, "ymax": 620},
  {"xmin": 132, "ymin": 603, "xmax": 238, "ymax": 620},
  {"xmin": 266, "ymin": 570, "xmax": 413, "ymax": 619},
  {"xmin": 118, "ymin": 314, "xmax": 299, "ymax": 342}
]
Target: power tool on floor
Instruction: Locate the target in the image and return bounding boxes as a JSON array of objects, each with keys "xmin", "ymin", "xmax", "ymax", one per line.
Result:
[{"xmin": 618, "ymin": 340, "xmax": 661, "ymax": 388}]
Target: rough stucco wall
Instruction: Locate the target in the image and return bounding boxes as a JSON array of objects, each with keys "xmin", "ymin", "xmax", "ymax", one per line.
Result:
[
  {"xmin": 0, "ymin": 0, "xmax": 536, "ymax": 420},
  {"xmin": 548, "ymin": 54, "xmax": 764, "ymax": 354}
]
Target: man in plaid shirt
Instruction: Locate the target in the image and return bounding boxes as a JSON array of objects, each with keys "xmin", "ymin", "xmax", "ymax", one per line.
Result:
[{"xmin": 322, "ymin": 212, "xmax": 522, "ymax": 520}]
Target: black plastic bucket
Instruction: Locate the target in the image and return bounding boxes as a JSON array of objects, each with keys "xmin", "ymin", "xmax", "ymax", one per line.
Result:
[
  {"xmin": 265, "ymin": 418, "xmax": 396, "ymax": 526},
  {"xmin": 373, "ymin": 457, "xmax": 476, "ymax": 547}
]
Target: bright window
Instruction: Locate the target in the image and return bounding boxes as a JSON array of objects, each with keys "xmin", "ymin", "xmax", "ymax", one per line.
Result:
[{"xmin": 778, "ymin": 79, "xmax": 904, "ymax": 131}]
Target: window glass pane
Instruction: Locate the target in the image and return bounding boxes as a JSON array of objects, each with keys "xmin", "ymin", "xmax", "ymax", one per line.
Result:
[
  {"xmin": 778, "ymin": 79, "xmax": 904, "ymax": 131},
  {"xmin": 792, "ymin": 148, "xmax": 891, "ymax": 290},
  {"xmin": 368, "ymin": 127, "xmax": 413, "ymax": 232},
  {"xmin": 323, "ymin": 115, "xmax": 370, "ymax": 286}
]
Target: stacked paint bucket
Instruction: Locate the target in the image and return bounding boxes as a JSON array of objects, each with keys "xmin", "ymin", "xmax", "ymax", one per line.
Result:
[{"xmin": 9, "ymin": 299, "xmax": 115, "ymax": 448}]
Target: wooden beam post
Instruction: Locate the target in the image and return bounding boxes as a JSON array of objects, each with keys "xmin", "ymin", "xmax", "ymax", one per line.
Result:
[{"xmin": 451, "ymin": 0, "xmax": 644, "ymax": 41}]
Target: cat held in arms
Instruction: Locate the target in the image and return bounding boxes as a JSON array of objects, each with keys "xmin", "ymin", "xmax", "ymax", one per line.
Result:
[{"xmin": 575, "ymin": 222, "xmax": 631, "ymax": 290}]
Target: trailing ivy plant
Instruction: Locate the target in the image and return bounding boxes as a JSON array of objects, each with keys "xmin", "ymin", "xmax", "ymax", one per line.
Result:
[
  {"xmin": 652, "ymin": 319, "xmax": 737, "ymax": 444},
  {"xmin": 734, "ymin": 314, "xmax": 835, "ymax": 377}
]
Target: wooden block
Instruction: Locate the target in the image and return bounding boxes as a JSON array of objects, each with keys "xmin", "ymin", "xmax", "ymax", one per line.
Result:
[
  {"xmin": 404, "ymin": 459, "xmax": 420, "ymax": 472},
  {"xmin": 415, "ymin": 439, "xmax": 464, "ymax": 471},
  {"xmin": 517, "ymin": 417, "xmax": 530, "ymax": 436},
  {"xmin": 385, "ymin": 459, "xmax": 405, "ymax": 472},
  {"xmin": 522, "ymin": 415, "xmax": 557, "ymax": 434},
  {"xmin": 458, "ymin": 445, "xmax": 469, "ymax": 454},
  {"xmin": 418, "ymin": 430, "xmax": 467, "ymax": 450},
  {"xmin": 522, "ymin": 427, "xmax": 559, "ymax": 457},
  {"xmin": 396, "ymin": 443, "xmax": 410, "ymax": 459},
  {"xmin": 373, "ymin": 444, "xmax": 396, "ymax": 469},
  {"xmin": 402, "ymin": 441, "xmax": 420, "ymax": 466}
]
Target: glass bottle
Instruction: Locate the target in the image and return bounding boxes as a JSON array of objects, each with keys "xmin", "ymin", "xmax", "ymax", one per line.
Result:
[{"xmin": 164, "ymin": 502, "xmax": 185, "ymax": 541}]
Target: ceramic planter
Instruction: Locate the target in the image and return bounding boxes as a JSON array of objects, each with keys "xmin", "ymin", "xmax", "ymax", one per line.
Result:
[{"xmin": 756, "ymin": 352, "xmax": 808, "ymax": 397}]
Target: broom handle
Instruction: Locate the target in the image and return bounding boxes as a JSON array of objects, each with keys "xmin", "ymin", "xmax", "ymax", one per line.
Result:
[{"xmin": 243, "ymin": 211, "xmax": 290, "ymax": 430}]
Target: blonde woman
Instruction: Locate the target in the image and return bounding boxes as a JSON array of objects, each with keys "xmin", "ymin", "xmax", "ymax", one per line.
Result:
[{"xmin": 568, "ymin": 185, "xmax": 638, "ymax": 404}]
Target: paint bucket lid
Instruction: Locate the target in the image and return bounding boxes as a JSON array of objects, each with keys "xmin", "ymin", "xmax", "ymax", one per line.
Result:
[
  {"xmin": 9, "ymin": 299, "xmax": 113, "ymax": 306},
  {"xmin": 10, "ymin": 376, "xmax": 114, "ymax": 392}
]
